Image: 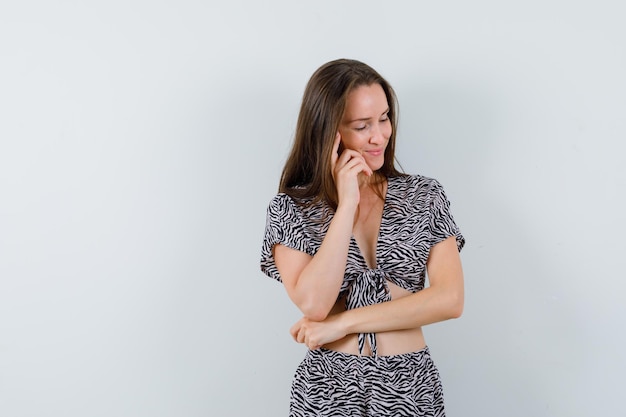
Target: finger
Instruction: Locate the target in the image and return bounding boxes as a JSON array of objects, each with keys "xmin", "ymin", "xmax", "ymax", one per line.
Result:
[
  {"xmin": 340, "ymin": 155, "xmax": 372, "ymax": 176},
  {"xmin": 290, "ymin": 319, "xmax": 304, "ymax": 342},
  {"xmin": 331, "ymin": 132, "xmax": 341, "ymax": 170},
  {"xmin": 352, "ymin": 153, "xmax": 373, "ymax": 176},
  {"xmin": 307, "ymin": 336, "xmax": 320, "ymax": 350},
  {"xmin": 297, "ymin": 327, "xmax": 306, "ymax": 344},
  {"xmin": 336, "ymin": 149, "xmax": 366, "ymax": 170},
  {"xmin": 332, "ymin": 132, "xmax": 341, "ymax": 155},
  {"xmin": 358, "ymin": 150, "xmax": 374, "ymax": 176}
]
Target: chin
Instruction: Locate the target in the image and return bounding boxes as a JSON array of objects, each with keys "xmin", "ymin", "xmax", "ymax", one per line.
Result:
[{"xmin": 368, "ymin": 159, "xmax": 385, "ymax": 172}]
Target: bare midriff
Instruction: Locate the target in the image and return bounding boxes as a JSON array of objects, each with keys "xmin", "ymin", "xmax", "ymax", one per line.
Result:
[{"xmin": 321, "ymin": 280, "xmax": 426, "ymax": 356}]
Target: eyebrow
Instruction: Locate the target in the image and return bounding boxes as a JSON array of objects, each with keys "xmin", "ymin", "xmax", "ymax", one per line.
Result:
[{"xmin": 346, "ymin": 108, "xmax": 390, "ymax": 124}]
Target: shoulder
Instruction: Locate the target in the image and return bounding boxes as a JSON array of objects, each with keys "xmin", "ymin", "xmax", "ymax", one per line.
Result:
[
  {"xmin": 266, "ymin": 192, "xmax": 328, "ymax": 221},
  {"xmin": 266, "ymin": 193, "xmax": 302, "ymax": 220},
  {"xmin": 397, "ymin": 173, "xmax": 442, "ymax": 187},
  {"xmin": 267, "ymin": 192, "xmax": 296, "ymax": 210},
  {"xmin": 389, "ymin": 174, "xmax": 444, "ymax": 201}
]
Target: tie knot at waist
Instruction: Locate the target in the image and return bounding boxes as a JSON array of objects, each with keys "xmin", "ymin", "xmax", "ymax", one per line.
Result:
[{"xmin": 344, "ymin": 268, "xmax": 392, "ymax": 357}]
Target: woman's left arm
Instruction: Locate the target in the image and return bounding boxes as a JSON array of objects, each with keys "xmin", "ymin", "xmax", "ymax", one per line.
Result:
[{"xmin": 291, "ymin": 235, "xmax": 464, "ymax": 349}]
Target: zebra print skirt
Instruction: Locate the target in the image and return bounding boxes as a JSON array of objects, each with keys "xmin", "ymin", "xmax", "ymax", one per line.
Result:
[{"xmin": 290, "ymin": 346, "xmax": 445, "ymax": 416}]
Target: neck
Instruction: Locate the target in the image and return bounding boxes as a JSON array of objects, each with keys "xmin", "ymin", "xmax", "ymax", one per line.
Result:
[
  {"xmin": 358, "ymin": 173, "xmax": 387, "ymax": 204},
  {"xmin": 359, "ymin": 171, "xmax": 384, "ymax": 189}
]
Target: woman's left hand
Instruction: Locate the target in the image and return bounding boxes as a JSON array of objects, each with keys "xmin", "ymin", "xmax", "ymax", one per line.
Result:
[{"xmin": 290, "ymin": 314, "xmax": 347, "ymax": 350}]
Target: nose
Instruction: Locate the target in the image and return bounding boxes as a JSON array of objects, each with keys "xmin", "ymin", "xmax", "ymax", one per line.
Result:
[{"xmin": 369, "ymin": 123, "xmax": 387, "ymax": 144}]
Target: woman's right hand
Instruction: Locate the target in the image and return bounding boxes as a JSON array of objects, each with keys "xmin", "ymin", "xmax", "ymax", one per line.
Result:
[
  {"xmin": 275, "ymin": 132, "xmax": 367, "ymax": 322},
  {"xmin": 331, "ymin": 133, "xmax": 373, "ymax": 209}
]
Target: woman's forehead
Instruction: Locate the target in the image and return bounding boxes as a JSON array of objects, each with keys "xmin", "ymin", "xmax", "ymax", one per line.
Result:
[{"xmin": 343, "ymin": 84, "xmax": 389, "ymax": 120}]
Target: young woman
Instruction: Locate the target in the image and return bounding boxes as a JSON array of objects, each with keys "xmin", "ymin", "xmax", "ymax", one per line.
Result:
[{"xmin": 260, "ymin": 59, "xmax": 465, "ymax": 416}]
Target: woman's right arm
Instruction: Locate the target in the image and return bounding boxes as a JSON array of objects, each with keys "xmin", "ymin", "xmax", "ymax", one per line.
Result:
[
  {"xmin": 274, "ymin": 134, "xmax": 371, "ymax": 321},
  {"xmin": 274, "ymin": 203, "xmax": 354, "ymax": 321}
]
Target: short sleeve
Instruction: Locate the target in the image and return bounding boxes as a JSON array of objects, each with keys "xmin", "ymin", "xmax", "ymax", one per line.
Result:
[
  {"xmin": 260, "ymin": 194, "xmax": 313, "ymax": 282},
  {"xmin": 428, "ymin": 180, "xmax": 465, "ymax": 252}
]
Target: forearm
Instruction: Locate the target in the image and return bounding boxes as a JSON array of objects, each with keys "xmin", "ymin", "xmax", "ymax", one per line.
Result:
[
  {"xmin": 339, "ymin": 284, "xmax": 464, "ymax": 335},
  {"xmin": 339, "ymin": 236, "xmax": 465, "ymax": 334},
  {"xmin": 291, "ymin": 203, "xmax": 357, "ymax": 320},
  {"xmin": 289, "ymin": 283, "xmax": 463, "ymax": 351}
]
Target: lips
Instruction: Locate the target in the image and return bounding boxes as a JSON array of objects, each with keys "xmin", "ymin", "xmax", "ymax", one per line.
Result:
[{"xmin": 365, "ymin": 149, "xmax": 384, "ymax": 156}]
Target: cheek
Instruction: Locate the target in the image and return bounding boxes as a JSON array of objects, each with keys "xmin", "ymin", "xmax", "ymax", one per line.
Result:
[
  {"xmin": 383, "ymin": 123, "xmax": 392, "ymax": 140},
  {"xmin": 341, "ymin": 132, "xmax": 366, "ymax": 150}
]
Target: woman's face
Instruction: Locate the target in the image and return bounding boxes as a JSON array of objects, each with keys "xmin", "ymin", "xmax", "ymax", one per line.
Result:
[{"xmin": 338, "ymin": 83, "xmax": 392, "ymax": 172}]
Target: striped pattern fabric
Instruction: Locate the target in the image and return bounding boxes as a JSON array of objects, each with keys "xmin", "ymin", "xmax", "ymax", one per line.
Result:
[
  {"xmin": 290, "ymin": 346, "xmax": 445, "ymax": 416},
  {"xmin": 261, "ymin": 174, "xmax": 464, "ymax": 355}
]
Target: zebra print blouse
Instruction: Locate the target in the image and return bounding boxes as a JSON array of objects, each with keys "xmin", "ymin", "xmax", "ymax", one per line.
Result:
[{"xmin": 260, "ymin": 174, "xmax": 465, "ymax": 356}]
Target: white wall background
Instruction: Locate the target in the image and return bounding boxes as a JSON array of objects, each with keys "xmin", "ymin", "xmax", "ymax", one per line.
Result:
[{"xmin": 1, "ymin": 1, "xmax": 624, "ymax": 416}]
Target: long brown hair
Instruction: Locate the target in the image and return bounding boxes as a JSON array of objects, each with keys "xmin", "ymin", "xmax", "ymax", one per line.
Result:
[{"xmin": 279, "ymin": 59, "xmax": 404, "ymax": 210}]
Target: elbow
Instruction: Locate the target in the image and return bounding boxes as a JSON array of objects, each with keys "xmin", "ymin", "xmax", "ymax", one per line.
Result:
[
  {"xmin": 298, "ymin": 294, "xmax": 334, "ymax": 321},
  {"xmin": 446, "ymin": 291, "xmax": 464, "ymax": 319},
  {"xmin": 286, "ymin": 287, "xmax": 334, "ymax": 321},
  {"xmin": 300, "ymin": 302, "xmax": 331, "ymax": 322},
  {"xmin": 305, "ymin": 311, "xmax": 329, "ymax": 322},
  {"xmin": 449, "ymin": 302, "xmax": 463, "ymax": 319}
]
